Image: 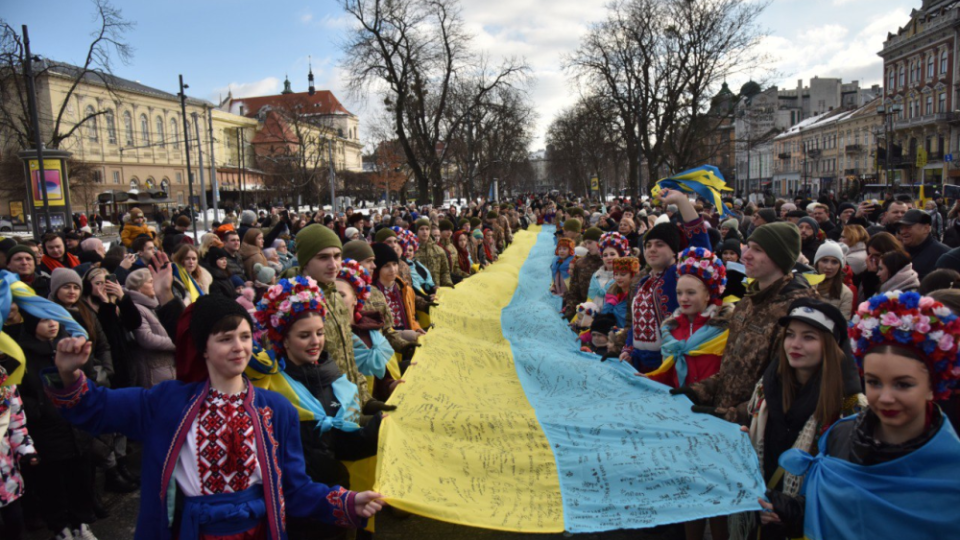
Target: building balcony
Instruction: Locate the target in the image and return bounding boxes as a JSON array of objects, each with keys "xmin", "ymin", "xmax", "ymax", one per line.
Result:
[
  {"xmin": 806, "ymin": 148, "xmax": 822, "ymax": 158},
  {"xmin": 845, "ymin": 144, "xmax": 863, "ymax": 154},
  {"xmin": 892, "ymin": 112, "xmax": 949, "ymax": 130},
  {"xmin": 778, "ymin": 152, "xmax": 791, "ymax": 160}
]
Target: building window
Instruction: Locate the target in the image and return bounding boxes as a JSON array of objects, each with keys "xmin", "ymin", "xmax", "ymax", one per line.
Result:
[
  {"xmin": 928, "ymin": 55, "xmax": 935, "ymax": 78},
  {"xmin": 85, "ymin": 106, "xmax": 98, "ymax": 141},
  {"xmin": 939, "ymin": 135, "xmax": 945, "ymax": 153},
  {"xmin": 915, "ymin": 61, "xmax": 921, "ymax": 83},
  {"xmin": 105, "ymin": 110, "xmax": 117, "ymax": 144},
  {"xmin": 171, "ymin": 119, "xmax": 179, "ymax": 149},
  {"xmin": 927, "ymin": 96, "xmax": 934, "ymax": 115},
  {"xmin": 145, "ymin": 177, "xmax": 155, "ymax": 189},
  {"xmin": 178, "ymin": 193, "xmax": 184, "ymax": 204},
  {"xmin": 888, "ymin": 70, "xmax": 895, "ymax": 90},
  {"xmin": 92, "ymin": 170, "xmax": 102, "ymax": 183},
  {"xmin": 123, "ymin": 111, "xmax": 134, "ymax": 145},
  {"xmin": 899, "ymin": 66, "xmax": 905, "ymax": 86},
  {"xmin": 940, "ymin": 92, "xmax": 947, "ymax": 112},
  {"xmin": 176, "ymin": 172, "xmax": 183, "ymax": 184},
  {"xmin": 942, "ymin": 50, "xmax": 949, "ymax": 74},
  {"xmin": 161, "ymin": 178, "xmax": 170, "ymax": 193},
  {"xmin": 112, "ymin": 171, "xmax": 120, "ymax": 184},
  {"xmin": 130, "ymin": 177, "xmax": 140, "ymax": 189},
  {"xmin": 156, "ymin": 116, "xmax": 165, "ymax": 147},
  {"xmin": 140, "ymin": 114, "xmax": 150, "ymax": 144}
]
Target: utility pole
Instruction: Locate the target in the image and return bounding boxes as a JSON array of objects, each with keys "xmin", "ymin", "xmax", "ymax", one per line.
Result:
[
  {"xmin": 192, "ymin": 112, "xmax": 208, "ymax": 230},
  {"xmin": 238, "ymin": 129, "xmax": 246, "ymax": 209},
  {"xmin": 22, "ymin": 25, "xmax": 51, "ymax": 235},
  {"xmin": 178, "ymin": 75, "xmax": 199, "ymax": 240},
  {"xmin": 207, "ymin": 108, "xmax": 219, "ymax": 221},
  {"xmin": 327, "ymin": 141, "xmax": 338, "ymax": 213}
]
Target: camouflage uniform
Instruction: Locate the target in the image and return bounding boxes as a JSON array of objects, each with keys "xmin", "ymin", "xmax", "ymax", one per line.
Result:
[
  {"xmin": 415, "ymin": 237, "xmax": 453, "ymax": 287},
  {"xmin": 438, "ymin": 237, "xmax": 463, "ymax": 280},
  {"xmin": 562, "ymin": 252, "xmax": 604, "ymax": 319},
  {"xmin": 367, "ymin": 287, "xmax": 414, "ymax": 351},
  {"xmin": 487, "ymin": 221, "xmax": 506, "ymax": 252},
  {"xmin": 497, "ymin": 214, "xmax": 514, "ymax": 245},
  {"xmin": 317, "ymin": 279, "xmax": 373, "ymax": 405},
  {"xmin": 690, "ymin": 274, "xmax": 816, "ymax": 422}
]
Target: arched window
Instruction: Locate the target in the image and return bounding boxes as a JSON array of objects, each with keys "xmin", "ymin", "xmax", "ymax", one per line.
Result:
[
  {"xmin": 123, "ymin": 111, "xmax": 134, "ymax": 145},
  {"xmin": 130, "ymin": 177, "xmax": 140, "ymax": 189},
  {"xmin": 942, "ymin": 50, "xmax": 949, "ymax": 74},
  {"xmin": 105, "ymin": 110, "xmax": 117, "ymax": 144},
  {"xmin": 160, "ymin": 178, "xmax": 170, "ymax": 193},
  {"xmin": 171, "ymin": 119, "xmax": 180, "ymax": 149},
  {"xmin": 140, "ymin": 114, "xmax": 150, "ymax": 144},
  {"xmin": 156, "ymin": 116, "xmax": 165, "ymax": 147},
  {"xmin": 145, "ymin": 177, "xmax": 155, "ymax": 189},
  {"xmin": 85, "ymin": 106, "xmax": 98, "ymax": 141}
]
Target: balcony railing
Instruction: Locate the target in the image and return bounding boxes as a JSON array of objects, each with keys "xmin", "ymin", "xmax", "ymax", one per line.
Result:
[
  {"xmin": 845, "ymin": 144, "xmax": 863, "ymax": 154},
  {"xmin": 806, "ymin": 148, "xmax": 822, "ymax": 158},
  {"xmin": 893, "ymin": 113, "xmax": 949, "ymax": 130},
  {"xmin": 778, "ymin": 152, "xmax": 791, "ymax": 160}
]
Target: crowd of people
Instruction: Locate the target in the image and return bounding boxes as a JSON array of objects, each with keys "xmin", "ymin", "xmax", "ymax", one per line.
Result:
[{"xmin": 0, "ymin": 187, "xmax": 957, "ymax": 540}]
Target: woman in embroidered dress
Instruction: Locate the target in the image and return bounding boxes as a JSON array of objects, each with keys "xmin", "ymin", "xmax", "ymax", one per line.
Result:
[
  {"xmin": 250, "ymin": 276, "xmax": 381, "ymax": 540},
  {"xmin": 590, "ymin": 232, "xmax": 629, "ymax": 312},
  {"xmin": 45, "ymin": 292, "xmax": 385, "ymax": 540},
  {"xmin": 729, "ymin": 298, "xmax": 865, "ymax": 540},
  {"xmin": 759, "ymin": 292, "xmax": 960, "ymax": 540}
]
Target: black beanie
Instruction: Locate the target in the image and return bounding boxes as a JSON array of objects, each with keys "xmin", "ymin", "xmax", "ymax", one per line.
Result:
[
  {"xmin": 372, "ymin": 242, "xmax": 399, "ymax": 272},
  {"xmin": 439, "ymin": 219, "xmax": 454, "ymax": 232},
  {"xmin": 0, "ymin": 237, "xmax": 17, "ymax": 254},
  {"xmin": 79, "ymin": 251, "xmax": 103, "ymax": 264},
  {"xmin": 189, "ymin": 294, "xmax": 253, "ymax": 353},
  {"xmin": 756, "ymin": 208, "xmax": 778, "ymax": 224},
  {"xmin": 721, "ymin": 238, "xmax": 741, "ymax": 258},
  {"xmin": 590, "ymin": 313, "xmax": 618, "ymax": 335},
  {"xmin": 6, "ymin": 244, "xmax": 35, "ymax": 262},
  {"xmin": 643, "ymin": 222, "xmax": 681, "ymax": 255}
]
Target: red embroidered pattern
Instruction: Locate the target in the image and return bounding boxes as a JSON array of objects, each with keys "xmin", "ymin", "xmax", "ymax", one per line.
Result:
[
  {"xmin": 259, "ymin": 406, "xmax": 285, "ymax": 527},
  {"xmin": 326, "ymin": 487, "xmax": 353, "ymax": 528},
  {"xmin": 632, "ymin": 275, "xmax": 664, "ymax": 344},
  {"xmin": 196, "ymin": 388, "xmax": 256, "ymax": 495},
  {"xmin": 44, "ymin": 372, "xmax": 89, "ymax": 409}
]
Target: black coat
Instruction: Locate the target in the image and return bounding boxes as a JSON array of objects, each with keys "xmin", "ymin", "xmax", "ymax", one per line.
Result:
[
  {"xmin": 202, "ymin": 261, "xmax": 238, "ymax": 299},
  {"xmin": 88, "ymin": 294, "xmax": 143, "ymax": 387}
]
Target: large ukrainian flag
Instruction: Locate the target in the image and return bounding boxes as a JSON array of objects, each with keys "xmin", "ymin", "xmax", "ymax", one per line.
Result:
[{"xmin": 375, "ymin": 226, "xmax": 764, "ymax": 533}]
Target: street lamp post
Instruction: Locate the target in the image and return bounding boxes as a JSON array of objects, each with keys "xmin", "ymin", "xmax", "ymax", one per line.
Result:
[{"xmin": 178, "ymin": 75, "xmax": 199, "ymax": 240}]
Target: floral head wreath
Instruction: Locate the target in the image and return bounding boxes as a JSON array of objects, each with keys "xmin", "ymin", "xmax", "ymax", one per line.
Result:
[
  {"xmin": 392, "ymin": 226, "xmax": 419, "ymax": 254},
  {"xmin": 676, "ymin": 247, "xmax": 727, "ymax": 306},
  {"xmin": 338, "ymin": 259, "xmax": 372, "ymax": 322},
  {"xmin": 556, "ymin": 237, "xmax": 575, "ymax": 256},
  {"xmin": 611, "ymin": 256, "xmax": 641, "ymax": 275},
  {"xmin": 599, "ymin": 231, "xmax": 630, "ymax": 257},
  {"xmin": 254, "ymin": 275, "xmax": 327, "ymax": 356},
  {"xmin": 849, "ymin": 291, "xmax": 960, "ymax": 400},
  {"xmin": 577, "ymin": 302, "xmax": 598, "ymax": 318}
]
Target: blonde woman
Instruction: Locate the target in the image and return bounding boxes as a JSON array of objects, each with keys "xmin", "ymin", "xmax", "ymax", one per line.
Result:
[{"xmin": 171, "ymin": 244, "xmax": 212, "ymax": 303}]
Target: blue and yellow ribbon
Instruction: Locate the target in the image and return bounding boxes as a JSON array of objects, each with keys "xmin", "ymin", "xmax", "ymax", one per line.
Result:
[{"xmin": 651, "ymin": 165, "xmax": 733, "ymax": 216}]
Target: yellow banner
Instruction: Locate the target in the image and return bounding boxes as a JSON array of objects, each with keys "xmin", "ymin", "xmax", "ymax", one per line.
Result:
[
  {"xmin": 375, "ymin": 226, "xmax": 564, "ymax": 532},
  {"xmin": 28, "ymin": 159, "xmax": 66, "ymax": 207}
]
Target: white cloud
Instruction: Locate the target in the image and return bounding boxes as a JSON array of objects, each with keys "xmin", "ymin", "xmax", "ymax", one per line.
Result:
[
  {"xmin": 300, "ymin": 13, "xmax": 314, "ymax": 24},
  {"xmin": 211, "ymin": 77, "xmax": 281, "ymax": 101}
]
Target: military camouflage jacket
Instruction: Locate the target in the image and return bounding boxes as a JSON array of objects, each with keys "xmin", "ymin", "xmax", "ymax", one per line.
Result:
[
  {"xmin": 563, "ymin": 252, "xmax": 604, "ymax": 319},
  {"xmin": 318, "ymin": 279, "xmax": 373, "ymax": 405},
  {"xmin": 415, "ymin": 237, "xmax": 454, "ymax": 287}
]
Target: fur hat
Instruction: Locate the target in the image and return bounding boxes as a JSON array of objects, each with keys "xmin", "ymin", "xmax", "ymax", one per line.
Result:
[
  {"xmin": 612, "ymin": 257, "xmax": 641, "ymax": 275},
  {"xmin": 676, "ymin": 247, "xmax": 727, "ymax": 306}
]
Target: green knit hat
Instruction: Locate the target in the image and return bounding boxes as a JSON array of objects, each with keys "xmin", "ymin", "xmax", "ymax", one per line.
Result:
[
  {"xmin": 583, "ymin": 227, "xmax": 603, "ymax": 242},
  {"xmin": 563, "ymin": 219, "xmax": 582, "ymax": 233},
  {"xmin": 6, "ymin": 243, "xmax": 35, "ymax": 262},
  {"xmin": 415, "ymin": 218, "xmax": 431, "ymax": 230},
  {"xmin": 721, "ymin": 218, "xmax": 739, "ymax": 231},
  {"xmin": 748, "ymin": 222, "xmax": 801, "ymax": 275},
  {"xmin": 469, "ymin": 217, "xmax": 482, "ymax": 228},
  {"xmin": 438, "ymin": 219, "xmax": 454, "ymax": 232},
  {"xmin": 374, "ymin": 228, "xmax": 397, "ymax": 243},
  {"xmin": 486, "ymin": 211, "xmax": 499, "ymax": 220},
  {"xmin": 568, "ymin": 207, "xmax": 585, "ymax": 217},
  {"xmin": 295, "ymin": 224, "xmax": 342, "ymax": 268},
  {"xmin": 342, "ymin": 239, "xmax": 375, "ymax": 262}
]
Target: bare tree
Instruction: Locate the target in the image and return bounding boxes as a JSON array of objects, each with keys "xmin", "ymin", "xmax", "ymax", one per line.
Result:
[
  {"xmin": 0, "ymin": 0, "xmax": 134, "ymax": 150},
  {"xmin": 546, "ymin": 95, "xmax": 624, "ymax": 199},
  {"xmin": 566, "ymin": 0, "xmax": 768, "ymax": 197},
  {"xmin": 340, "ymin": 0, "xmax": 529, "ymax": 204}
]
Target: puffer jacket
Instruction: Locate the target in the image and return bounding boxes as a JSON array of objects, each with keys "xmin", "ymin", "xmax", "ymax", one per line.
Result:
[
  {"xmin": 120, "ymin": 216, "xmax": 154, "ymax": 249},
  {"xmin": 126, "ymin": 289, "xmax": 176, "ymax": 388},
  {"xmin": 690, "ymin": 274, "xmax": 816, "ymax": 422}
]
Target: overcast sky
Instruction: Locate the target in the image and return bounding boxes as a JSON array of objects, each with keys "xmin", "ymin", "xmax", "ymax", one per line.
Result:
[{"xmin": 8, "ymin": 0, "xmax": 915, "ymax": 150}]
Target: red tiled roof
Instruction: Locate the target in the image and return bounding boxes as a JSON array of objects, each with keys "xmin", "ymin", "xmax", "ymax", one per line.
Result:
[{"xmin": 231, "ymin": 90, "xmax": 352, "ymax": 117}]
